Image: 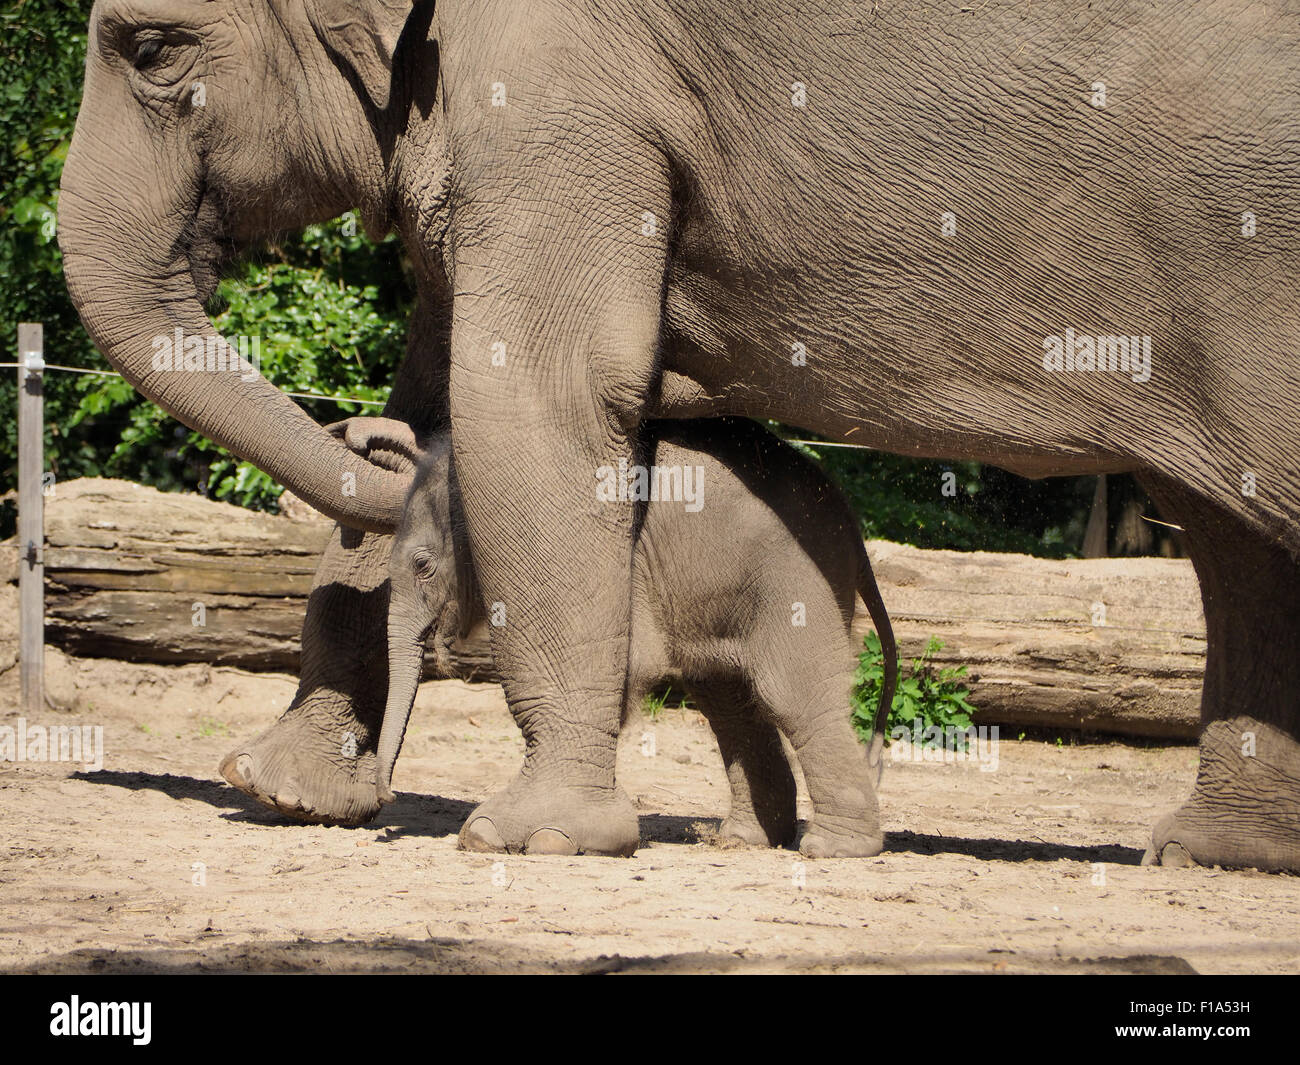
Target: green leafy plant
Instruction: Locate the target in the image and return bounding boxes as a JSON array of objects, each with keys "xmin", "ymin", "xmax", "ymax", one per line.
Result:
[
  {"xmin": 777, "ymin": 428, "xmax": 1095, "ymax": 558},
  {"xmin": 850, "ymin": 631, "xmax": 977, "ymax": 746},
  {"xmin": 640, "ymin": 685, "xmax": 690, "ymax": 721},
  {"xmin": 68, "ymin": 223, "xmax": 410, "ymax": 512}
]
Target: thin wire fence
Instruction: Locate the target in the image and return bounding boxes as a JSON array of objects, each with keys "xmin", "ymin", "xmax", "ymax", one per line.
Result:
[
  {"xmin": 0, "ymin": 361, "xmax": 387, "ymax": 406},
  {"xmin": 5, "ymin": 358, "xmax": 1204, "ymax": 642},
  {"xmin": 0, "ymin": 360, "xmax": 878, "ymax": 434}
]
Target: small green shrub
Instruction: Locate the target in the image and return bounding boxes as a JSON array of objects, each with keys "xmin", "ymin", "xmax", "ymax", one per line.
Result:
[
  {"xmin": 640, "ymin": 685, "xmax": 690, "ymax": 721},
  {"xmin": 850, "ymin": 631, "xmax": 976, "ymax": 746}
]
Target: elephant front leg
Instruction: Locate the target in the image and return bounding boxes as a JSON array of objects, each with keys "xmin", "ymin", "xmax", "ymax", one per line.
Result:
[
  {"xmin": 220, "ymin": 526, "xmax": 392, "ymax": 825},
  {"xmin": 446, "ymin": 195, "xmax": 668, "ymax": 856},
  {"xmin": 450, "ymin": 339, "xmax": 651, "ymax": 856},
  {"xmin": 1140, "ymin": 478, "xmax": 1300, "ymax": 872}
]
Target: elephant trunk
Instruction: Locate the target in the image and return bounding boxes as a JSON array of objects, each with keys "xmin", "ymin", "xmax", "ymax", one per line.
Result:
[
  {"xmin": 57, "ymin": 185, "xmax": 409, "ymax": 534},
  {"xmin": 376, "ymin": 610, "xmax": 431, "ymax": 804}
]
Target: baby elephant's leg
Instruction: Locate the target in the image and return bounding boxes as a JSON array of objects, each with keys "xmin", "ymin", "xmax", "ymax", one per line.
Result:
[
  {"xmin": 690, "ymin": 680, "xmax": 797, "ymax": 848},
  {"xmin": 757, "ymin": 664, "xmax": 883, "ymax": 859}
]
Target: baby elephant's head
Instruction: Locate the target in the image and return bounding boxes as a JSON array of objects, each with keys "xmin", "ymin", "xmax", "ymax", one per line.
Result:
[
  {"xmin": 380, "ymin": 431, "xmax": 478, "ymax": 800},
  {"xmin": 333, "ymin": 416, "xmax": 477, "ymax": 802},
  {"xmin": 335, "ymin": 421, "xmax": 478, "ymax": 806},
  {"xmin": 390, "ymin": 434, "xmax": 472, "ymax": 672},
  {"xmin": 327, "ymin": 415, "xmax": 473, "ymax": 665}
]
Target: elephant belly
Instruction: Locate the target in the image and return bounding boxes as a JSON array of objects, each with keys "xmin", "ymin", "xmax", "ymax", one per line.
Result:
[{"xmin": 652, "ymin": 0, "xmax": 1300, "ymax": 477}]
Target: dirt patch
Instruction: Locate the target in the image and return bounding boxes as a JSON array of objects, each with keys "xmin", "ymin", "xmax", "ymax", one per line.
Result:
[{"xmin": 1, "ymin": 654, "xmax": 1298, "ymax": 974}]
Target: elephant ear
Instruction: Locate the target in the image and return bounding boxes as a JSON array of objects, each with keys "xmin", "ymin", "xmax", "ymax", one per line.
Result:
[
  {"xmin": 326, "ymin": 416, "xmax": 429, "ymax": 476},
  {"xmin": 304, "ymin": 0, "xmax": 416, "ymax": 111}
]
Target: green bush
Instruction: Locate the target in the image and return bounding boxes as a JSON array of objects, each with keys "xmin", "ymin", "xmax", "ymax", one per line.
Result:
[
  {"xmin": 782, "ymin": 433, "xmax": 1094, "ymax": 558},
  {"xmin": 1, "ymin": 0, "xmax": 99, "ymax": 528},
  {"xmin": 70, "ymin": 224, "xmax": 411, "ymax": 511}
]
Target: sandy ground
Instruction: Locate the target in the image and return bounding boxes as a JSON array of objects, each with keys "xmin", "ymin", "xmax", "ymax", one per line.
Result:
[{"xmin": 1, "ymin": 652, "xmax": 1298, "ymax": 974}]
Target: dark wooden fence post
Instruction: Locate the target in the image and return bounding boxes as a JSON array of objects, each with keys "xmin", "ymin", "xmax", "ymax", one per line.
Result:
[{"xmin": 17, "ymin": 323, "xmax": 44, "ymax": 715}]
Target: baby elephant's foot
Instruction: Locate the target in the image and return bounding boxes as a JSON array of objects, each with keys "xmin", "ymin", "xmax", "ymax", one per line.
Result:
[
  {"xmin": 459, "ymin": 779, "xmax": 640, "ymax": 856},
  {"xmin": 798, "ymin": 815, "xmax": 883, "ymax": 859}
]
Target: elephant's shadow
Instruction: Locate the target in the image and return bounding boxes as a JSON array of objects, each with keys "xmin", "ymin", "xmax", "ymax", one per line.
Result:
[
  {"xmin": 72, "ymin": 770, "xmax": 472, "ymax": 838},
  {"xmin": 74, "ymin": 771, "xmax": 1145, "ymax": 864}
]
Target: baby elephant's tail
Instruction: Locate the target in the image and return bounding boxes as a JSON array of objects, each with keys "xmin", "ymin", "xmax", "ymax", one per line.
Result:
[{"xmin": 857, "ymin": 547, "xmax": 898, "ymax": 786}]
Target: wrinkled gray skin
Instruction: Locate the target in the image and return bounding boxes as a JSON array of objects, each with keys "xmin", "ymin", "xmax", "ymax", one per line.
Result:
[
  {"xmin": 361, "ymin": 416, "xmax": 899, "ymax": 858},
  {"xmin": 59, "ymin": 0, "xmax": 1300, "ymax": 869}
]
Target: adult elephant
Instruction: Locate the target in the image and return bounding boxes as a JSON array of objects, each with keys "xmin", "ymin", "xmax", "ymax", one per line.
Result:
[{"xmin": 59, "ymin": 0, "xmax": 1300, "ymax": 869}]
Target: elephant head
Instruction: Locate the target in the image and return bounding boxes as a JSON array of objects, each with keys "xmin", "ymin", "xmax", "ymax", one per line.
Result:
[{"xmin": 57, "ymin": 0, "xmax": 431, "ymax": 531}]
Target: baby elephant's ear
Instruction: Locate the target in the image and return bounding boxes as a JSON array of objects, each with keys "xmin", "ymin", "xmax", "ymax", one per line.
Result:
[
  {"xmin": 325, "ymin": 417, "xmax": 427, "ymax": 475},
  {"xmin": 304, "ymin": 0, "xmax": 415, "ymax": 111}
]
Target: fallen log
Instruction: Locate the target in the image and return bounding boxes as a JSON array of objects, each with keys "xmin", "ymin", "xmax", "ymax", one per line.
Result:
[
  {"xmin": 860, "ymin": 542, "xmax": 1204, "ymax": 740},
  {"xmin": 2, "ymin": 478, "xmax": 1206, "ymax": 739}
]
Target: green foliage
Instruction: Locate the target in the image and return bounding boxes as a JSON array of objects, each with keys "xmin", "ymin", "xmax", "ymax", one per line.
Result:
[
  {"xmin": 850, "ymin": 630, "xmax": 977, "ymax": 746},
  {"xmin": 1, "ymin": 1, "xmax": 99, "ymax": 523},
  {"xmin": 639, "ymin": 685, "xmax": 690, "ymax": 720},
  {"xmin": 70, "ymin": 224, "xmax": 411, "ymax": 510}
]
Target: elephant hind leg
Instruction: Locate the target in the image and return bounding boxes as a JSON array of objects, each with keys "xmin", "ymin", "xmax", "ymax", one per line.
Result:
[
  {"xmin": 1139, "ymin": 474, "xmax": 1300, "ymax": 872},
  {"xmin": 687, "ymin": 679, "xmax": 798, "ymax": 848},
  {"xmin": 746, "ymin": 659, "xmax": 882, "ymax": 859}
]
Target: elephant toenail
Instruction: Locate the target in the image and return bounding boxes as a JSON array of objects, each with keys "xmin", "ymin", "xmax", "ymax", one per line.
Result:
[
  {"xmin": 459, "ymin": 817, "xmax": 506, "ymax": 852},
  {"xmin": 1160, "ymin": 841, "xmax": 1195, "ymax": 868},
  {"xmin": 524, "ymin": 828, "xmax": 578, "ymax": 855}
]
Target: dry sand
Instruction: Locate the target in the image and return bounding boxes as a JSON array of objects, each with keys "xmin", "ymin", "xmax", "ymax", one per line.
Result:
[{"xmin": 2, "ymin": 652, "xmax": 1297, "ymax": 974}]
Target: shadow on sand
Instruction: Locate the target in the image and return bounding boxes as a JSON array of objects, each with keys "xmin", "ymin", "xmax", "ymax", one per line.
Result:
[{"xmin": 74, "ymin": 771, "xmax": 1144, "ymax": 865}]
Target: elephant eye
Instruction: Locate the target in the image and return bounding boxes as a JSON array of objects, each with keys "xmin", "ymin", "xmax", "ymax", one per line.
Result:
[
  {"xmin": 132, "ymin": 37, "xmax": 164, "ymax": 69},
  {"xmin": 412, "ymin": 552, "xmax": 440, "ymax": 580}
]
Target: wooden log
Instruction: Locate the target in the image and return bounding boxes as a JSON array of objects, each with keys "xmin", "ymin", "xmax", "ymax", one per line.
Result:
[
  {"xmin": 859, "ymin": 542, "xmax": 1204, "ymax": 740},
  {"xmin": 1, "ymin": 477, "xmax": 1207, "ymax": 739}
]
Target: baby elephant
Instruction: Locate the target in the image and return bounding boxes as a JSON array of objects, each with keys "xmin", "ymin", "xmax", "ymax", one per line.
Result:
[{"xmin": 348, "ymin": 416, "xmax": 897, "ymax": 858}]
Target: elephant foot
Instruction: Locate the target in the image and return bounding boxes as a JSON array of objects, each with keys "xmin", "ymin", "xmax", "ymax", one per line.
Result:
[
  {"xmin": 797, "ymin": 815, "xmax": 884, "ymax": 859},
  {"xmin": 687, "ymin": 688, "xmax": 799, "ymax": 849},
  {"xmin": 718, "ymin": 811, "xmax": 797, "ymax": 849},
  {"xmin": 458, "ymin": 779, "xmax": 640, "ymax": 856},
  {"xmin": 1141, "ymin": 719, "xmax": 1300, "ymax": 873},
  {"xmin": 1142, "ymin": 809, "xmax": 1300, "ymax": 872},
  {"xmin": 1132, "ymin": 480, "xmax": 1300, "ymax": 873},
  {"xmin": 220, "ymin": 712, "xmax": 381, "ymax": 827}
]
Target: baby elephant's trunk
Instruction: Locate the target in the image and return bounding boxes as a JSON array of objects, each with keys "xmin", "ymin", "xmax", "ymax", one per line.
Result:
[{"xmin": 375, "ymin": 619, "xmax": 430, "ymax": 805}]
